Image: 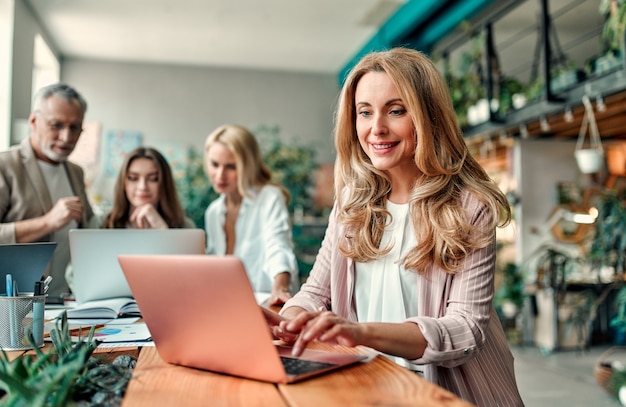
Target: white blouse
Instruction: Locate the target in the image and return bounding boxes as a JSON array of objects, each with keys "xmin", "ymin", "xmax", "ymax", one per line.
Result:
[
  {"xmin": 355, "ymin": 200, "xmax": 421, "ymax": 371},
  {"xmin": 204, "ymin": 184, "xmax": 299, "ymax": 294}
]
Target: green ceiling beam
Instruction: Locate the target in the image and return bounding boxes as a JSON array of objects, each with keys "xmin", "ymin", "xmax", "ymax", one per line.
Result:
[
  {"xmin": 337, "ymin": 0, "xmax": 443, "ymax": 84},
  {"xmin": 404, "ymin": 0, "xmax": 494, "ymax": 51},
  {"xmin": 338, "ymin": 0, "xmax": 494, "ymax": 84}
]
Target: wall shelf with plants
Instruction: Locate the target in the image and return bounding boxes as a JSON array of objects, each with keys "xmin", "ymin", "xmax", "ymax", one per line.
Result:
[{"xmin": 434, "ymin": 0, "xmax": 626, "ymax": 143}]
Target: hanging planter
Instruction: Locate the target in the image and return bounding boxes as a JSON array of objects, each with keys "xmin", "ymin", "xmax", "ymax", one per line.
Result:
[
  {"xmin": 575, "ymin": 95, "xmax": 605, "ymax": 174},
  {"xmin": 576, "ymin": 150, "xmax": 605, "ymax": 174}
]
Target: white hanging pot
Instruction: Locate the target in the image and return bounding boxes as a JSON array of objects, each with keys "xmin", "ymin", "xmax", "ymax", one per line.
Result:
[
  {"xmin": 575, "ymin": 95, "xmax": 605, "ymax": 174},
  {"xmin": 575, "ymin": 149, "xmax": 604, "ymax": 174}
]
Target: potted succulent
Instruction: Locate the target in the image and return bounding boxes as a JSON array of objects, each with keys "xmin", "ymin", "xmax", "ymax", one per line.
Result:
[{"xmin": 0, "ymin": 312, "xmax": 135, "ymax": 406}]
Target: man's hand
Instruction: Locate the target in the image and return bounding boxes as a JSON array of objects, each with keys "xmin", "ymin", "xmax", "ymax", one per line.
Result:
[{"xmin": 44, "ymin": 197, "xmax": 84, "ymax": 230}]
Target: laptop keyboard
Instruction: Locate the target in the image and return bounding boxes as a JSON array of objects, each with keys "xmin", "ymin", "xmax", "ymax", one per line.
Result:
[{"xmin": 280, "ymin": 356, "xmax": 337, "ymax": 376}]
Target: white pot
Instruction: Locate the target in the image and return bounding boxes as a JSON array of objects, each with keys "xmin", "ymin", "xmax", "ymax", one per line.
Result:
[
  {"xmin": 619, "ymin": 385, "xmax": 626, "ymax": 406},
  {"xmin": 501, "ymin": 301, "xmax": 519, "ymax": 318},
  {"xmin": 575, "ymin": 149, "xmax": 604, "ymax": 174},
  {"xmin": 512, "ymin": 93, "xmax": 527, "ymax": 110}
]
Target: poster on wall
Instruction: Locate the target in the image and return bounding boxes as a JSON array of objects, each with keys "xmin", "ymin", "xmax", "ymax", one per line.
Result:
[
  {"xmin": 103, "ymin": 130, "xmax": 143, "ymax": 177},
  {"xmin": 68, "ymin": 122, "xmax": 101, "ymax": 189},
  {"xmin": 151, "ymin": 140, "xmax": 190, "ymax": 180}
]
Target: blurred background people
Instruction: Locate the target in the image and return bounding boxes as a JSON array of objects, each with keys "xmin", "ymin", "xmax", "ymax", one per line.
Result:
[
  {"xmin": 65, "ymin": 146, "xmax": 195, "ymax": 292},
  {"xmin": 0, "ymin": 83, "xmax": 93, "ymax": 302},
  {"xmin": 204, "ymin": 124, "xmax": 298, "ymax": 305},
  {"xmin": 98, "ymin": 146, "xmax": 194, "ymax": 229}
]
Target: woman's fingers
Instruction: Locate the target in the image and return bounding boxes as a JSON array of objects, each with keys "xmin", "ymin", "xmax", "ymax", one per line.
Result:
[{"xmin": 290, "ymin": 310, "xmax": 341, "ymax": 356}]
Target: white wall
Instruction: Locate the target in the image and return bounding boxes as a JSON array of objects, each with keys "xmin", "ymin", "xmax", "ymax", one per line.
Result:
[
  {"xmin": 60, "ymin": 58, "xmax": 339, "ymax": 165},
  {"xmin": 0, "ymin": 0, "xmax": 14, "ymax": 150},
  {"xmin": 515, "ymin": 138, "xmax": 585, "ymax": 264},
  {"xmin": 10, "ymin": 0, "xmax": 63, "ymax": 142}
]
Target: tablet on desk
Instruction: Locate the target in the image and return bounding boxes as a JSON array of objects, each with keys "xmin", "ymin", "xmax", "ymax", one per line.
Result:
[{"xmin": 0, "ymin": 242, "xmax": 56, "ymax": 295}]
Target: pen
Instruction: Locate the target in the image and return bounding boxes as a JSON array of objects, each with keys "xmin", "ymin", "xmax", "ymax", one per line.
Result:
[
  {"xmin": 34, "ymin": 281, "xmax": 43, "ymax": 296},
  {"xmin": 44, "ymin": 324, "xmax": 106, "ymax": 339},
  {"xmin": 42, "ymin": 276, "xmax": 52, "ymax": 294},
  {"xmin": 5, "ymin": 274, "xmax": 17, "ymax": 347},
  {"xmin": 6, "ymin": 274, "xmax": 13, "ymax": 296},
  {"xmin": 32, "ymin": 295, "xmax": 44, "ymax": 346}
]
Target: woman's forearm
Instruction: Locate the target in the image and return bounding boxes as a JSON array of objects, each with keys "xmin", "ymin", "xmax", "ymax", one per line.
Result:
[{"xmin": 357, "ymin": 322, "xmax": 427, "ymax": 360}]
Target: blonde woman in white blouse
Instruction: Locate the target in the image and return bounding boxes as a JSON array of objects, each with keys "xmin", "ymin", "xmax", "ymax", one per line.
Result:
[{"xmin": 204, "ymin": 124, "xmax": 299, "ymax": 305}]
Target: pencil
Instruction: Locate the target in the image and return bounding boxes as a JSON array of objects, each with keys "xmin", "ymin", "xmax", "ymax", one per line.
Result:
[
  {"xmin": 68, "ymin": 324, "xmax": 106, "ymax": 337},
  {"xmin": 44, "ymin": 324, "xmax": 106, "ymax": 339}
]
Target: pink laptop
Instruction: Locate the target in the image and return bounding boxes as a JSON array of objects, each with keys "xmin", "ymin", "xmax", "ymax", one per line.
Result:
[{"xmin": 117, "ymin": 254, "xmax": 367, "ymax": 383}]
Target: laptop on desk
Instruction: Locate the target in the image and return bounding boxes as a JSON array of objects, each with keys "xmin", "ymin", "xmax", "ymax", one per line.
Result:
[
  {"xmin": 117, "ymin": 254, "xmax": 367, "ymax": 384},
  {"xmin": 0, "ymin": 242, "xmax": 56, "ymax": 295},
  {"xmin": 69, "ymin": 229, "xmax": 206, "ymax": 304}
]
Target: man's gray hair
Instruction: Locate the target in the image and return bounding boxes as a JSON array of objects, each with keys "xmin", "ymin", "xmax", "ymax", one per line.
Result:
[{"xmin": 32, "ymin": 83, "xmax": 87, "ymax": 114}]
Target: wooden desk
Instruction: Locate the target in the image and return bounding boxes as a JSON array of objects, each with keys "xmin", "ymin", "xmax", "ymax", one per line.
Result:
[{"xmin": 122, "ymin": 343, "xmax": 474, "ymax": 407}]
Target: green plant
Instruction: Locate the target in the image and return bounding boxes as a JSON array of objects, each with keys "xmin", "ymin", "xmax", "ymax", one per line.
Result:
[
  {"xmin": 444, "ymin": 30, "xmax": 486, "ymax": 128},
  {"xmin": 497, "ymin": 76, "xmax": 526, "ymax": 116},
  {"xmin": 588, "ymin": 190, "xmax": 626, "ymax": 276},
  {"xmin": 0, "ymin": 312, "xmax": 134, "ymax": 406},
  {"xmin": 255, "ymin": 124, "xmax": 318, "ymax": 215},
  {"xmin": 601, "ymin": 0, "xmax": 626, "ymax": 54},
  {"xmin": 495, "ymin": 262, "xmax": 525, "ymax": 311},
  {"xmin": 610, "ymin": 286, "xmax": 626, "ymax": 341},
  {"xmin": 175, "ymin": 147, "xmax": 218, "ymax": 228}
]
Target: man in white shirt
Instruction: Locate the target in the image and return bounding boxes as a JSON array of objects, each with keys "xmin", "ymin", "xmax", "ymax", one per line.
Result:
[{"xmin": 0, "ymin": 83, "xmax": 94, "ymax": 302}]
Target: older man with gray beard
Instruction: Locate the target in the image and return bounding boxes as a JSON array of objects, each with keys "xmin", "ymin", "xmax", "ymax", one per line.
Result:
[{"xmin": 0, "ymin": 83, "xmax": 93, "ymax": 302}]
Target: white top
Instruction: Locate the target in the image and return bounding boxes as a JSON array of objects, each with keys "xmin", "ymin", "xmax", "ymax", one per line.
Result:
[
  {"xmin": 355, "ymin": 200, "xmax": 421, "ymax": 371},
  {"xmin": 39, "ymin": 160, "xmax": 77, "ymax": 297},
  {"xmin": 204, "ymin": 184, "xmax": 298, "ymax": 294}
]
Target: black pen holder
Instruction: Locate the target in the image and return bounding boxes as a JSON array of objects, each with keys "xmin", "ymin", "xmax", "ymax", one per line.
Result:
[{"xmin": 0, "ymin": 294, "xmax": 46, "ymax": 350}]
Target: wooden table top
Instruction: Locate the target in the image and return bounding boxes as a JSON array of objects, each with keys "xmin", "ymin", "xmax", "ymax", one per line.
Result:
[
  {"xmin": 4, "ymin": 308, "xmax": 474, "ymax": 406},
  {"xmin": 5, "ymin": 340, "xmax": 473, "ymax": 406},
  {"xmin": 121, "ymin": 343, "xmax": 474, "ymax": 407}
]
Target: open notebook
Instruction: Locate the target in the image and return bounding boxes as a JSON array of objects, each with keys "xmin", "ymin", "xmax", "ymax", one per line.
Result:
[
  {"xmin": 118, "ymin": 254, "xmax": 367, "ymax": 383},
  {"xmin": 69, "ymin": 229, "xmax": 206, "ymax": 305}
]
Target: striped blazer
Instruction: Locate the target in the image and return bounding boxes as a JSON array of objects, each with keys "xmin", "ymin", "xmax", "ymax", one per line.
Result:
[{"xmin": 283, "ymin": 191, "xmax": 524, "ymax": 406}]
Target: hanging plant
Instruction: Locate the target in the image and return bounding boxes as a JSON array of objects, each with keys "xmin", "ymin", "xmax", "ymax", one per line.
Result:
[{"xmin": 600, "ymin": 0, "xmax": 626, "ymax": 54}]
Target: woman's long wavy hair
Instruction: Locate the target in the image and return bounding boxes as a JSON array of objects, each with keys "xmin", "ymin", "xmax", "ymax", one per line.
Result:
[
  {"xmin": 102, "ymin": 147, "xmax": 187, "ymax": 228},
  {"xmin": 204, "ymin": 124, "xmax": 290, "ymax": 203},
  {"xmin": 334, "ymin": 48, "xmax": 511, "ymax": 275}
]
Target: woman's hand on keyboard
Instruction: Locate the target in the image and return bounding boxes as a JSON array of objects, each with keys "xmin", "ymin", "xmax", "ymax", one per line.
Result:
[{"xmin": 281, "ymin": 309, "xmax": 362, "ymax": 357}]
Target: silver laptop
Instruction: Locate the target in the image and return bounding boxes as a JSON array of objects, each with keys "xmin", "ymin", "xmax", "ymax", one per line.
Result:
[
  {"xmin": 0, "ymin": 242, "xmax": 57, "ymax": 295},
  {"xmin": 118, "ymin": 254, "xmax": 367, "ymax": 384},
  {"xmin": 70, "ymin": 229, "xmax": 206, "ymax": 304}
]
